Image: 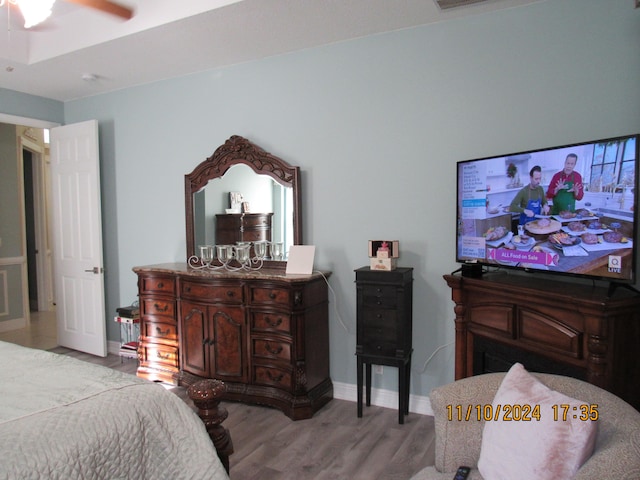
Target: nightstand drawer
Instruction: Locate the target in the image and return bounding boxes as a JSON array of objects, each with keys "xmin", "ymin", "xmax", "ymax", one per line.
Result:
[
  {"xmin": 361, "ymin": 309, "xmax": 398, "ymax": 326},
  {"xmin": 361, "ymin": 285, "xmax": 398, "ymax": 308},
  {"xmin": 360, "ymin": 336, "xmax": 397, "ymax": 356}
]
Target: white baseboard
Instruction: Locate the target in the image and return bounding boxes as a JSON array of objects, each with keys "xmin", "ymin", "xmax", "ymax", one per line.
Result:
[
  {"xmin": 110, "ymin": 349, "xmax": 434, "ymax": 416},
  {"xmin": 107, "ymin": 340, "xmax": 121, "ymax": 355},
  {"xmin": 332, "ymin": 380, "xmax": 433, "ymax": 416},
  {"xmin": 0, "ymin": 317, "xmax": 27, "ymax": 332}
]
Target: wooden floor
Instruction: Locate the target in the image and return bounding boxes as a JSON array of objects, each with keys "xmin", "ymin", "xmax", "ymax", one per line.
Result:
[
  {"xmin": 52, "ymin": 348, "xmax": 436, "ymax": 480},
  {"xmin": 4, "ymin": 319, "xmax": 436, "ymax": 480}
]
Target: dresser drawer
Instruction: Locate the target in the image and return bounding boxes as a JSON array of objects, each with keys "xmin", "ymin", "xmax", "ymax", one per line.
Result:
[
  {"xmin": 242, "ymin": 230, "xmax": 269, "ymax": 242},
  {"xmin": 361, "ymin": 285, "xmax": 397, "ymax": 308},
  {"xmin": 251, "ymin": 312, "xmax": 292, "ymax": 334},
  {"xmin": 141, "ymin": 297, "xmax": 176, "ymax": 320},
  {"xmin": 253, "ymin": 365, "xmax": 292, "ymax": 390},
  {"xmin": 142, "ymin": 320, "xmax": 178, "ymax": 343},
  {"xmin": 139, "ymin": 343, "xmax": 179, "ymax": 370},
  {"xmin": 253, "ymin": 338, "xmax": 292, "ymax": 361},
  {"xmin": 139, "ymin": 276, "xmax": 175, "ymax": 295},
  {"xmin": 250, "ymin": 286, "xmax": 291, "ymax": 306},
  {"xmin": 242, "ymin": 215, "xmax": 272, "ymax": 228},
  {"xmin": 181, "ymin": 280, "xmax": 243, "ymax": 303}
]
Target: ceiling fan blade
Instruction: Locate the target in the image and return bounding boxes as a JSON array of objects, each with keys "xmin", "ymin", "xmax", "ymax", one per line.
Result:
[{"xmin": 64, "ymin": 0, "xmax": 133, "ymax": 20}]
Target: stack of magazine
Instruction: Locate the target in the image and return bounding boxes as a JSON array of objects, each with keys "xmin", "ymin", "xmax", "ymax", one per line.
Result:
[{"xmin": 114, "ymin": 305, "xmax": 140, "ymax": 359}]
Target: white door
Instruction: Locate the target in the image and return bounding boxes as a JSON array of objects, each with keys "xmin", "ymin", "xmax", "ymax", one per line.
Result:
[{"xmin": 50, "ymin": 120, "xmax": 107, "ymax": 357}]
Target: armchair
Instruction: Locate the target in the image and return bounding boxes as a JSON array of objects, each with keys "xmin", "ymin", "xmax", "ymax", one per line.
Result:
[{"xmin": 411, "ymin": 372, "xmax": 640, "ymax": 480}]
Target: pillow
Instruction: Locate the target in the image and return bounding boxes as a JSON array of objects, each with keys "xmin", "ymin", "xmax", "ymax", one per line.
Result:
[{"xmin": 477, "ymin": 363, "xmax": 598, "ymax": 480}]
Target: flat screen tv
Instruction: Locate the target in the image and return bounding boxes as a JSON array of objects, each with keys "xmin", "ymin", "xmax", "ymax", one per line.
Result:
[{"xmin": 456, "ymin": 133, "xmax": 639, "ymax": 286}]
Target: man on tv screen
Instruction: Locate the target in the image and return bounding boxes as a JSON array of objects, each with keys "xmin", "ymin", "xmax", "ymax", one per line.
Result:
[
  {"xmin": 546, "ymin": 153, "xmax": 584, "ymax": 215},
  {"xmin": 509, "ymin": 165, "xmax": 550, "ymax": 225}
]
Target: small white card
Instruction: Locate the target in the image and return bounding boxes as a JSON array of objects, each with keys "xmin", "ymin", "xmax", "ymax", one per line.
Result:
[{"xmin": 286, "ymin": 245, "xmax": 316, "ymax": 275}]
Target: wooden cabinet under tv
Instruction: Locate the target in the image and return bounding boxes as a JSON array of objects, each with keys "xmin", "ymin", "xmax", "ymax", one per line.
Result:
[
  {"xmin": 134, "ymin": 263, "xmax": 333, "ymax": 420},
  {"xmin": 444, "ymin": 272, "xmax": 640, "ymax": 410}
]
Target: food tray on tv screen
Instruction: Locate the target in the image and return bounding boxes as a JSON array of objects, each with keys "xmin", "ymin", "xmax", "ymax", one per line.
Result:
[{"xmin": 525, "ymin": 219, "xmax": 562, "ymax": 235}]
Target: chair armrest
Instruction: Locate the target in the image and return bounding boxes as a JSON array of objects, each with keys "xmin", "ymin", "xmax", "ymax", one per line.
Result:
[{"xmin": 430, "ymin": 373, "xmax": 505, "ymax": 472}]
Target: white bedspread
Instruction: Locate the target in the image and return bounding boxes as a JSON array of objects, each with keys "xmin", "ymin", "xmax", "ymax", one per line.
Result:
[{"xmin": 0, "ymin": 341, "xmax": 229, "ymax": 480}]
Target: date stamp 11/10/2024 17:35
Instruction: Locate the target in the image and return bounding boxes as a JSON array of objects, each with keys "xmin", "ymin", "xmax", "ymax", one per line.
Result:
[{"xmin": 446, "ymin": 403, "xmax": 599, "ymax": 422}]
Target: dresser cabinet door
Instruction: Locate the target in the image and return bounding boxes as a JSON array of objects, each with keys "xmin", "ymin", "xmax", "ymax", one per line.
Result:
[
  {"xmin": 180, "ymin": 300, "xmax": 247, "ymax": 382},
  {"xmin": 180, "ymin": 302, "xmax": 208, "ymax": 377}
]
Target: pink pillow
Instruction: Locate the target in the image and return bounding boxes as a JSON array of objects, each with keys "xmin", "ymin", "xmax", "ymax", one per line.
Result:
[{"xmin": 478, "ymin": 363, "xmax": 598, "ymax": 480}]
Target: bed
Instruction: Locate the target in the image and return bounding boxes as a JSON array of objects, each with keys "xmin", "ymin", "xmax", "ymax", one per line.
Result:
[{"xmin": 0, "ymin": 340, "xmax": 230, "ymax": 480}]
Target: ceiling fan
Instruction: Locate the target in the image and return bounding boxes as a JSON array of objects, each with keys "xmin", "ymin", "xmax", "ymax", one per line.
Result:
[{"xmin": 1, "ymin": 0, "xmax": 133, "ymax": 29}]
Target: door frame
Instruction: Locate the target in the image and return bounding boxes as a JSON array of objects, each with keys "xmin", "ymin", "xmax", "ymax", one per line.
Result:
[
  {"xmin": 1, "ymin": 113, "xmax": 59, "ymax": 327},
  {"xmin": 19, "ymin": 132, "xmax": 54, "ymax": 312}
]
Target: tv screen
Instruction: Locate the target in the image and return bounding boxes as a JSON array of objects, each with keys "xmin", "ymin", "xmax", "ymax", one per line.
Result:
[{"xmin": 456, "ymin": 134, "xmax": 638, "ymax": 284}]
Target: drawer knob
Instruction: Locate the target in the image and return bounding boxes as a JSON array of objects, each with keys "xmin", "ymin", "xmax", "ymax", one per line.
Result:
[
  {"xmin": 266, "ymin": 371, "xmax": 284, "ymax": 383},
  {"xmin": 265, "ymin": 316, "xmax": 283, "ymax": 327},
  {"xmin": 154, "ymin": 303, "xmax": 169, "ymax": 312},
  {"xmin": 157, "ymin": 282, "xmax": 164, "ymax": 288},
  {"xmin": 269, "ymin": 292, "xmax": 277, "ymax": 300},
  {"xmin": 155, "ymin": 327, "xmax": 170, "ymax": 337},
  {"xmin": 185, "ymin": 286, "xmax": 191, "ymax": 293},
  {"xmin": 227, "ymin": 291, "xmax": 235, "ymax": 297},
  {"xmin": 265, "ymin": 343, "xmax": 283, "ymax": 355}
]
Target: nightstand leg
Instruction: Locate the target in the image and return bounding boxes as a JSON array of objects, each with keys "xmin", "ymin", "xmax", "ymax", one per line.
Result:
[
  {"xmin": 399, "ymin": 362, "xmax": 406, "ymax": 424},
  {"xmin": 365, "ymin": 363, "xmax": 372, "ymax": 407},
  {"xmin": 404, "ymin": 358, "xmax": 411, "ymax": 415},
  {"xmin": 357, "ymin": 357, "xmax": 363, "ymax": 417}
]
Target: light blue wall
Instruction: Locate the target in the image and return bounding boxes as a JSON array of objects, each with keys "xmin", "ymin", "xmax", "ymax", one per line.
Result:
[
  {"xmin": 5, "ymin": 0, "xmax": 640, "ymax": 396},
  {"xmin": 0, "ymin": 88, "xmax": 63, "ymax": 124}
]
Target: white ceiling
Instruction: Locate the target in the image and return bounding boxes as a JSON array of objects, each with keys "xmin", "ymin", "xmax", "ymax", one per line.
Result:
[{"xmin": 0, "ymin": 0, "xmax": 543, "ymax": 102}]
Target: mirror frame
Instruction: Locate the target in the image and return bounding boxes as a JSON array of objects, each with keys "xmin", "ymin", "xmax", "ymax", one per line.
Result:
[{"xmin": 185, "ymin": 135, "xmax": 302, "ymax": 262}]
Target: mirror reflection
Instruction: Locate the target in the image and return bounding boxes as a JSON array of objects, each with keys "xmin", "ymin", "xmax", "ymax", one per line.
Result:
[
  {"xmin": 185, "ymin": 135, "xmax": 302, "ymax": 265},
  {"xmin": 193, "ymin": 164, "xmax": 295, "ymax": 258}
]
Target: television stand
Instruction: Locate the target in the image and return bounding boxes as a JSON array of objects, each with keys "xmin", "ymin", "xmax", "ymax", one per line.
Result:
[
  {"xmin": 607, "ymin": 281, "xmax": 640, "ymax": 299},
  {"xmin": 444, "ymin": 271, "xmax": 640, "ymax": 411}
]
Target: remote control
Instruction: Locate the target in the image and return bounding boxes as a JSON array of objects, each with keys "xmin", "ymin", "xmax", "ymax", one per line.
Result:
[{"xmin": 453, "ymin": 466, "xmax": 470, "ymax": 480}]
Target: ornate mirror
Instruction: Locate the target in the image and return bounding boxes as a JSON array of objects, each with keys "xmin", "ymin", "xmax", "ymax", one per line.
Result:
[{"xmin": 185, "ymin": 135, "xmax": 302, "ymax": 263}]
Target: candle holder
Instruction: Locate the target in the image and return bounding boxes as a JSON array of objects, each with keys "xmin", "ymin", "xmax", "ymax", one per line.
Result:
[{"xmin": 189, "ymin": 241, "xmax": 268, "ymax": 272}]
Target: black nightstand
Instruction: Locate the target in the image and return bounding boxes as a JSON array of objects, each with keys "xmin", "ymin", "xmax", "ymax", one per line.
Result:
[{"xmin": 355, "ymin": 266, "xmax": 413, "ymax": 424}]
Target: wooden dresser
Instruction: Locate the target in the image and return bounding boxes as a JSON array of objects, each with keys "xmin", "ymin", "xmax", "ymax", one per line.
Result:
[
  {"xmin": 215, "ymin": 213, "xmax": 273, "ymax": 245},
  {"xmin": 134, "ymin": 263, "xmax": 332, "ymax": 420},
  {"xmin": 444, "ymin": 272, "xmax": 640, "ymax": 410}
]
